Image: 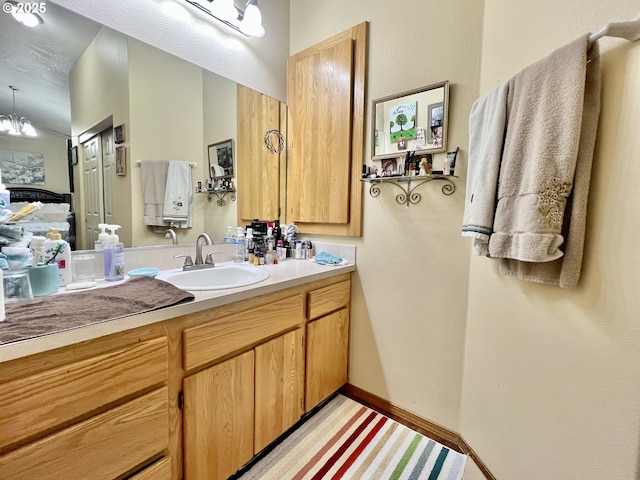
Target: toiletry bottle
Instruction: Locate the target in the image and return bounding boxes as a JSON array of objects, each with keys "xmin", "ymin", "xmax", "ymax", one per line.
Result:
[
  {"xmin": 95, "ymin": 223, "xmax": 110, "ymax": 251},
  {"xmin": 44, "ymin": 227, "xmax": 72, "ymax": 286},
  {"xmin": 276, "ymin": 239, "xmax": 285, "ymax": 262},
  {"xmin": 224, "ymin": 226, "xmax": 235, "ymax": 244},
  {"xmin": 233, "ymin": 227, "xmax": 245, "ymax": 263},
  {"xmin": 0, "ymin": 170, "xmax": 10, "ymax": 212},
  {"xmin": 104, "ymin": 225, "xmax": 125, "ymax": 281},
  {"xmin": 29, "ymin": 236, "xmax": 47, "ymax": 266},
  {"xmin": 245, "ymin": 228, "xmax": 254, "ymax": 262}
]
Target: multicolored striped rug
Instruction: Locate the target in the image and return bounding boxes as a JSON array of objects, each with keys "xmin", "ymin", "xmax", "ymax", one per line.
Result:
[{"xmin": 237, "ymin": 394, "xmax": 468, "ymax": 480}]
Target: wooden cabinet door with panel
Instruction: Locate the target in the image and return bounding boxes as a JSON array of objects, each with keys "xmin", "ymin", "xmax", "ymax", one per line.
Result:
[
  {"xmin": 237, "ymin": 84, "xmax": 287, "ymax": 226},
  {"xmin": 254, "ymin": 327, "xmax": 305, "ymax": 452},
  {"xmin": 287, "ymin": 22, "xmax": 367, "ymax": 236},
  {"xmin": 183, "ymin": 351, "xmax": 255, "ymax": 480}
]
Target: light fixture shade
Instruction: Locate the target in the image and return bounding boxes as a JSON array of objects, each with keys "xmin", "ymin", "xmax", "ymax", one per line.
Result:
[
  {"xmin": 210, "ymin": 0, "xmax": 238, "ymax": 22},
  {"xmin": 240, "ymin": 1, "xmax": 264, "ymax": 37},
  {"xmin": 6, "ymin": 1, "xmax": 43, "ymax": 27},
  {"xmin": 0, "ymin": 86, "xmax": 37, "ymax": 137}
]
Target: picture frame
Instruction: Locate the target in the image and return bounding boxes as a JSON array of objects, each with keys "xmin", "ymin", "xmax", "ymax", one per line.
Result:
[
  {"xmin": 427, "ymin": 102, "xmax": 444, "ymax": 145},
  {"xmin": 208, "ymin": 139, "xmax": 234, "ymax": 178},
  {"xmin": 70, "ymin": 145, "xmax": 78, "ymax": 165},
  {"xmin": 389, "ymin": 102, "xmax": 417, "ymax": 144},
  {"xmin": 116, "ymin": 146, "xmax": 126, "ymax": 176},
  {"xmin": 114, "ymin": 124, "xmax": 126, "ymax": 144}
]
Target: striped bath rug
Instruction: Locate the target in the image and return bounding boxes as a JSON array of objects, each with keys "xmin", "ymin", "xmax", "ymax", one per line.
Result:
[{"xmin": 236, "ymin": 394, "xmax": 467, "ymax": 480}]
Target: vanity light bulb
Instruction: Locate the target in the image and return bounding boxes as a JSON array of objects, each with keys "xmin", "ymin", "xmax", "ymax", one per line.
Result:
[
  {"xmin": 240, "ymin": 2, "xmax": 264, "ymax": 37},
  {"xmin": 210, "ymin": 0, "xmax": 238, "ymax": 22}
]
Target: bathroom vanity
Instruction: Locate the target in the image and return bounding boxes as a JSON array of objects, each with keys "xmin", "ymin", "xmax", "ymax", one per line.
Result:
[{"xmin": 0, "ymin": 262, "xmax": 354, "ymax": 480}]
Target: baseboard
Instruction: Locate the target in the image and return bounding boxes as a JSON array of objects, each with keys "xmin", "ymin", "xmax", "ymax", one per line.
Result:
[{"xmin": 341, "ymin": 384, "xmax": 496, "ymax": 480}]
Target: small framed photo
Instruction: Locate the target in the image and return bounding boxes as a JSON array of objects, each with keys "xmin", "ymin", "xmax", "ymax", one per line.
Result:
[
  {"xmin": 70, "ymin": 145, "xmax": 78, "ymax": 165},
  {"xmin": 427, "ymin": 102, "xmax": 443, "ymax": 145},
  {"xmin": 114, "ymin": 124, "xmax": 126, "ymax": 144},
  {"xmin": 208, "ymin": 139, "xmax": 234, "ymax": 178},
  {"xmin": 381, "ymin": 158, "xmax": 398, "ymax": 176},
  {"xmin": 116, "ymin": 146, "xmax": 126, "ymax": 176}
]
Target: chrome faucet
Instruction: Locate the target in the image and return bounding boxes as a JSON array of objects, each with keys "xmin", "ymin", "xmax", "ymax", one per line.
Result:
[
  {"xmin": 174, "ymin": 233, "xmax": 219, "ymax": 270},
  {"xmin": 164, "ymin": 228, "xmax": 178, "ymax": 245},
  {"xmin": 195, "ymin": 233, "xmax": 213, "ymax": 265}
]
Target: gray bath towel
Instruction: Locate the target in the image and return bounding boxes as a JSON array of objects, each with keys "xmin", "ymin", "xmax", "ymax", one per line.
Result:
[
  {"xmin": 489, "ymin": 35, "xmax": 601, "ymax": 287},
  {"xmin": 140, "ymin": 160, "xmax": 169, "ymax": 227},
  {"xmin": 462, "ymin": 82, "xmax": 509, "ymax": 256}
]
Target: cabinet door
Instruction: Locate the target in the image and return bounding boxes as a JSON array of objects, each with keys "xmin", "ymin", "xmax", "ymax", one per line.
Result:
[
  {"xmin": 286, "ymin": 22, "xmax": 367, "ymax": 236},
  {"xmin": 237, "ymin": 84, "xmax": 286, "ymax": 226},
  {"xmin": 254, "ymin": 328, "xmax": 305, "ymax": 452},
  {"xmin": 183, "ymin": 351, "xmax": 254, "ymax": 480},
  {"xmin": 305, "ymin": 309, "xmax": 350, "ymax": 411}
]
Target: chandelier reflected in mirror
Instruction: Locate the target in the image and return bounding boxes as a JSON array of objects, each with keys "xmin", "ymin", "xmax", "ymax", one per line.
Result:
[{"xmin": 0, "ymin": 86, "xmax": 37, "ymax": 137}]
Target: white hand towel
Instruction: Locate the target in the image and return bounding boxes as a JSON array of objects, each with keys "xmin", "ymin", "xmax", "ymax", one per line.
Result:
[
  {"xmin": 162, "ymin": 161, "xmax": 193, "ymax": 228},
  {"xmin": 462, "ymin": 82, "xmax": 508, "ymax": 256},
  {"xmin": 140, "ymin": 160, "xmax": 169, "ymax": 227}
]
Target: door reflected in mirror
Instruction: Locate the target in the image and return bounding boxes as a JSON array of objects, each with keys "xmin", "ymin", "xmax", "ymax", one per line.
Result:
[{"xmin": 372, "ymin": 81, "xmax": 449, "ymax": 161}]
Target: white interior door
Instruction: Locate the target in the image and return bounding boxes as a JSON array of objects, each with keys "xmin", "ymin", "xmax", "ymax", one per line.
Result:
[
  {"xmin": 101, "ymin": 129, "xmax": 116, "ymax": 227},
  {"xmin": 82, "ymin": 135, "xmax": 104, "ymax": 248}
]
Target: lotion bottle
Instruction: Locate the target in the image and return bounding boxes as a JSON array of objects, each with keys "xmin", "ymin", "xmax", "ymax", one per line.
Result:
[
  {"xmin": 44, "ymin": 227, "xmax": 72, "ymax": 286},
  {"xmin": 104, "ymin": 224, "xmax": 125, "ymax": 281}
]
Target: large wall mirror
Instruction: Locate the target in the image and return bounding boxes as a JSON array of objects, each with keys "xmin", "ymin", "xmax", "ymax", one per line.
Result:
[
  {"xmin": 372, "ymin": 81, "xmax": 450, "ymax": 161},
  {"xmin": 0, "ymin": 1, "xmax": 282, "ymax": 250}
]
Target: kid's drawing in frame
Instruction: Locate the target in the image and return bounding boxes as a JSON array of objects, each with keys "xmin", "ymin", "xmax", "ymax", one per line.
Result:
[{"xmin": 389, "ymin": 102, "xmax": 417, "ymax": 144}]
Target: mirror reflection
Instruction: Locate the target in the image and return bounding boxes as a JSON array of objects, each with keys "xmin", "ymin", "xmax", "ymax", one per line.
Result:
[
  {"xmin": 0, "ymin": 2, "xmax": 254, "ymax": 250},
  {"xmin": 372, "ymin": 81, "xmax": 450, "ymax": 160}
]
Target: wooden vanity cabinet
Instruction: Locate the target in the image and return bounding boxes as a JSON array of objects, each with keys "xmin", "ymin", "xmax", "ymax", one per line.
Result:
[
  {"xmin": 305, "ymin": 273, "xmax": 351, "ymax": 410},
  {"xmin": 182, "ymin": 291, "xmax": 305, "ymax": 479},
  {"xmin": 0, "ymin": 326, "xmax": 171, "ymax": 480}
]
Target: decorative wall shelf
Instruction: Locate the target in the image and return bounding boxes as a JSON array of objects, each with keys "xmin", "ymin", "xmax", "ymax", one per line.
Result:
[
  {"xmin": 203, "ymin": 189, "xmax": 236, "ymax": 206},
  {"xmin": 361, "ymin": 175, "xmax": 456, "ymax": 206}
]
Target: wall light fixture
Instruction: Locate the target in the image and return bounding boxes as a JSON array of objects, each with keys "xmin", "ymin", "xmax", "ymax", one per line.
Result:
[{"xmin": 182, "ymin": 0, "xmax": 265, "ymax": 38}]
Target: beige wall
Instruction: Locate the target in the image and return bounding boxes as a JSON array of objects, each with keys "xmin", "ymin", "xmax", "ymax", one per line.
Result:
[
  {"xmin": 461, "ymin": 1, "xmax": 640, "ymax": 479},
  {"xmin": 202, "ymin": 71, "xmax": 238, "ymax": 241},
  {"xmin": 69, "ymin": 26, "xmax": 129, "ymax": 246},
  {"xmin": 127, "ymin": 38, "xmax": 205, "ymax": 246},
  {"xmin": 291, "ymin": 0, "xmax": 484, "ymax": 430}
]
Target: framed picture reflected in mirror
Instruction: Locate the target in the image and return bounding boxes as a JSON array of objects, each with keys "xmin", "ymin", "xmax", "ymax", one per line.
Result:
[{"xmin": 208, "ymin": 139, "xmax": 234, "ymax": 178}]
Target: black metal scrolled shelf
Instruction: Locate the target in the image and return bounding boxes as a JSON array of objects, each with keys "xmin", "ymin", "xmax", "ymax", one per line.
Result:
[
  {"xmin": 206, "ymin": 190, "xmax": 236, "ymax": 206},
  {"xmin": 362, "ymin": 175, "xmax": 456, "ymax": 206}
]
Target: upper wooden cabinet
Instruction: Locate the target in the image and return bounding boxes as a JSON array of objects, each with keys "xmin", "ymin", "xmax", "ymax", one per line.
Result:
[
  {"xmin": 236, "ymin": 85, "xmax": 287, "ymax": 226},
  {"xmin": 287, "ymin": 22, "xmax": 368, "ymax": 236}
]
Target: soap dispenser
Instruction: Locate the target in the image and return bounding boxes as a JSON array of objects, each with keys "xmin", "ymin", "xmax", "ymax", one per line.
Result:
[
  {"xmin": 104, "ymin": 225, "xmax": 125, "ymax": 281},
  {"xmin": 95, "ymin": 223, "xmax": 110, "ymax": 251}
]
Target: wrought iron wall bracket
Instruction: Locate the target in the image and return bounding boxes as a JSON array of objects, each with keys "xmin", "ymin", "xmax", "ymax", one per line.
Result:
[
  {"xmin": 361, "ymin": 175, "xmax": 456, "ymax": 206},
  {"xmin": 205, "ymin": 190, "xmax": 236, "ymax": 206}
]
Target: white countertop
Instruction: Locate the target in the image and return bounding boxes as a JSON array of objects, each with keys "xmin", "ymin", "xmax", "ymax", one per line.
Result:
[{"xmin": 0, "ymin": 259, "xmax": 355, "ymax": 363}]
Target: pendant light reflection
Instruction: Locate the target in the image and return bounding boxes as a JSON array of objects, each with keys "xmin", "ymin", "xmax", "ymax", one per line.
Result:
[{"xmin": 0, "ymin": 86, "xmax": 37, "ymax": 137}]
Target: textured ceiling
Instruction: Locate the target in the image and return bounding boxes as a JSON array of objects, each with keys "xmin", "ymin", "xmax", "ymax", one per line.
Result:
[{"xmin": 0, "ymin": 2, "xmax": 101, "ymax": 137}]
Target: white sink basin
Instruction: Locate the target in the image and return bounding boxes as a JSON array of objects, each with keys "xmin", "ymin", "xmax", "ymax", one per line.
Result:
[{"xmin": 156, "ymin": 264, "xmax": 269, "ymax": 290}]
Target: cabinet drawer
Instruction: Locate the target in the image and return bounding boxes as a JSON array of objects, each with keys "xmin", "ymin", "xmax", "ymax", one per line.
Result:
[
  {"xmin": 183, "ymin": 293, "xmax": 304, "ymax": 371},
  {"xmin": 128, "ymin": 457, "xmax": 172, "ymax": 480},
  {"xmin": 0, "ymin": 336, "xmax": 168, "ymax": 451},
  {"xmin": 307, "ymin": 279, "xmax": 350, "ymax": 320},
  {"xmin": 0, "ymin": 387, "xmax": 169, "ymax": 480}
]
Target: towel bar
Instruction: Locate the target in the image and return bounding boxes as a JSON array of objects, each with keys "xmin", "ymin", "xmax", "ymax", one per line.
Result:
[{"xmin": 136, "ymin": 160, "xmax": 197, "ymax": 168}]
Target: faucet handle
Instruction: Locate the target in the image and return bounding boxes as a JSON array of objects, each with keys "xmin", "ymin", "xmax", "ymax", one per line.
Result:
[
  {"xmin": 173, "ymin": 254, "xmax": 193, "ymax": 269},
  {"xmin": 205, "ymin": 251, "xmax": 222, "ymax": 265}
]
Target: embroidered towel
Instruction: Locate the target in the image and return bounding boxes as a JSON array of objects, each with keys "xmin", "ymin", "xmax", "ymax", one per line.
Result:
[
  {"xmin": 462, "ymin": 82, "xmax": 509, "ymax": 256},
  {"xmin": 488, "ymin": 35, "xmax": 600, "ymax": 287},
  {"xmin": 499, "ymin": 39, "xmax": 601, "ymax": 287},
  {"xmin": 140, "ymin": 160, "xmax": 169, "ymax": 227},
  {"xmin": 162, "ymin": 161, "xmax": 193, "ymax": 228}
]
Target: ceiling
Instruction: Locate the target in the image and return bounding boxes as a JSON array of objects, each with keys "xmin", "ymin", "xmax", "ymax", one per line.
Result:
[{"xmin": 0, "ymin": 2, "xmax": 101, "ymax": 137}]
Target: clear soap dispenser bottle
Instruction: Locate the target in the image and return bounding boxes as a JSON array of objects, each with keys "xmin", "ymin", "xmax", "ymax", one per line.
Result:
[
  {"xmin": 95, "ymin": 223, "xmax": 110, "ymax": 251},
  {"xmin": 104, "ymin": 225, "xmax": 125, "ymax": 281}
]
